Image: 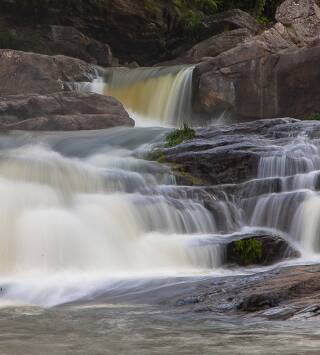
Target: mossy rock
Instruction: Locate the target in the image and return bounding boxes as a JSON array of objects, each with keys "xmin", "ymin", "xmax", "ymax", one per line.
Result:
[
  {"xmin": 165, "ymin": 124, "xmax": 196, "ymax": 148},
  {"xmin": 225, "ymin": 234, "xmax": 300, "ymax": 267}
]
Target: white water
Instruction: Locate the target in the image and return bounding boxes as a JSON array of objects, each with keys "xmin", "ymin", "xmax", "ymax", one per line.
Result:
[
  {"xmin": 0, "ymin": 129, "xmax": 224, "ymax": 307},
  {"xmin": 2, "ymin": 67, "xmax": 320, "ymax": 309},
  {"xmin": 90, "ymin": 66, "xmax": 194, "ymax": 127}
]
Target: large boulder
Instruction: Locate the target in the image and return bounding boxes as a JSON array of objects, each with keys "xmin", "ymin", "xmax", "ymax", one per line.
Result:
[
  {"xmin": 195, "ymin": 46, "xmax": 320, "ymax": 120},
  {"xmin": 162, "ymin": 29, "xmax": 253, "ymax": 66},
  {"xmin": 193, "ymin": 0, "xmax": 320, "ymax": 120},
  {"xmin": 276, "ymin": 0, "xmax": 320, "ymax": 47},
  {"xmin": 49, "ymin": 26, "xmax": 113, "ymax": 67},
  {"xmin": 0, "ymin": 92, "xmax": 134, "ymax": 130},
  {"xmin": 0, "ymin": 49, "xmax": 97, "ymax": 95},
  {"xmin": 224, "ymin": 232, "xmax": 300, "ymax": 267}
]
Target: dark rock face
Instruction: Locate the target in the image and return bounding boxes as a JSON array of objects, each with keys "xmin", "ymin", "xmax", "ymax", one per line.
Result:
[
  {"xmin": 49, "ymin": 26, "xmax": 113, "ymax": 67},
  {"xmin": 0, "ymin": 49, "xmax": 97, "ymax": 95},
  {"xmin": 158, "ymin": 9, "xmax": 260, "ymax": 66},
  {"xmin": 0, "ymin": 1, "xmax": 262, "ymax": 66},
  {"xmin": 193, "ymin": 0, "xmax": 320, "ymax": 120},
  {"xmin": 162, "ymin": 29, "xmax": 253, "ymax": 66},
  {"xmin": 204, "ymin": 9, "xmax": 261, "ymax": 36},
  {"xmin": 225, "ymin": 233, "xmax": 300, "ymax": 267},
  {"xmin": 0, "ymin": 92, "xmax": 134, "ymax": 130}
]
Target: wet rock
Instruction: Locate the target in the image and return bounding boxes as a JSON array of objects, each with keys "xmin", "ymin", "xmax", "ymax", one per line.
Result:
[
  {"xmin": 237, "ymin": 293, "xmax": 280, "ymax": 312},
  {"xmin": 225, "ymin": 233, "xmax": 300, "ymax": 267},
  {"xmin": 0, "ymin": 92, "xmax": 134, "ymax": 131},
  {"xmin": 0, "ymin": 49, "xmax": 97, "ymax": 95},
  {"xmin": 161, "ymin": 118, "xmax": 299, "ymax": 186}
]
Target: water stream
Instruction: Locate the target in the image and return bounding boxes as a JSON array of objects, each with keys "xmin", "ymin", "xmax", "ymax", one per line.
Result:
[{"xmin": 1, "ymin": 66, "xmax": 320, "ymax": 353}]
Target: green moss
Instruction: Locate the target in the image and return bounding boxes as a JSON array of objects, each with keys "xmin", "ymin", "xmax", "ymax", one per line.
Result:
[
  {"xmin": 174, "ymin": 165, "xmax": 207, "ymax": 185},
  {"xmin": 145, "ymin": 149, "xmax": 167, "ymax": 163},
  {"xmin": 306, "ymin": 112, "xmax": 320, "ymax": 120},
  {"xmin": 233, "ymin": 238, "xmax": 263, "ymax": 266},
  {"xmin": 165, "ymin": 124, "xmax": 196, "ymax": 148}
]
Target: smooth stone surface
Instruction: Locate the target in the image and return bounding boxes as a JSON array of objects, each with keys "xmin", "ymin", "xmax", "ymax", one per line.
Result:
[{"xmin": 0, "ymin": 92, "xmax": 134, "ymax": 131}]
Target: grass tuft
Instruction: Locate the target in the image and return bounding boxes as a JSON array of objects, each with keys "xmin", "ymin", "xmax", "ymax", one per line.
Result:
[{"xmin": 165, "ymin": 124, "xmax": 195, "ymax": 148}]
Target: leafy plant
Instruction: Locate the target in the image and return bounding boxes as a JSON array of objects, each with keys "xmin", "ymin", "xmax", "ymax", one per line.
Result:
[
  {"xmin": 305, "ymin": 112, "xmax": 320, "ymax": 121},
  {"xmin": 233, "ymin": 238, "xmax": 263, "ymax": 266},
  {"xmin": 165, "ymin": 124, "xmax": 196, "ymax": 147}
]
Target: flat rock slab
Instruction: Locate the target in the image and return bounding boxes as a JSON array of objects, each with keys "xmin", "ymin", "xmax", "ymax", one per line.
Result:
[{"xmin": 0, "ymin": 92, "xmax": 134, "ymax": 131}]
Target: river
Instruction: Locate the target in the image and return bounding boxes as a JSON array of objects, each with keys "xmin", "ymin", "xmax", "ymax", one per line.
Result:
[{"xmin": 0, "ymin": 66, "xmax": 320, "ymax": 354}]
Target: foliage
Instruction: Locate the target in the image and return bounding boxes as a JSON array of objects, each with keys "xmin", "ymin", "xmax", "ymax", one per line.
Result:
[
  {"xmin": 165, "ymin": 124, "xmax": 196, "ymax": 147},
  {"xmin": 146, "ymin": 149, "xmax": 166, "ymax": 163},
  {"xmin": 173, "ymin": 0, "xmax": 222, "ymax": 38},
  {"xmin": 0, "ymin": 25, "xmax": 18, "ymax": 49},
  {"xmin": 305, "ymin": 112, "xmax": 320, "ymax": 121},
  {"xmin": 6, "ymin": 0, "xmax": 106, "ymax": 18},
  {"xmin": 233, "ymin": 238, "xmax": 263, "ymax": 266}
]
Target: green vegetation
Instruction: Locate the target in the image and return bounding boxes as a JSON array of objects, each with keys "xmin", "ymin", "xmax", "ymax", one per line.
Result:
[
  {"xmin": 165, "ymin": 124, "xmax": 196, "ymax": 147},
  {"xmin": 173, "ymin": 0, "xmax": 221, "ymax": 37},
  {"xmin": 305, "ymin": 112, "xmax": 320, "ymax": 120},
  {"xmin": 172, "ymin": 0, "xmax": 283, "ymax": 38},
  {"xmin": 0, "ymin": 25, "xmax": 18, "ymax": 48},
  {"xmin": 233, "ymin": 238, "xmax": 263, "ymax": 266},
  {"xmin": 146, "ymin": 149, "xmax": 167, "ymax": 163}
]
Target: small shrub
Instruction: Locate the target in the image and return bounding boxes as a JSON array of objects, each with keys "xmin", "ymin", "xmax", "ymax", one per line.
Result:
[
  {"xmin": 306, "ymin": 112, "xmax": 320, "ymax": 120},
  {"xmin": 233, "ymin": 238, "xmax": 263, "ymax": 266},
  {"xmin": 165, "ymin": 124, "xmax": 196, "ymax": 147}
]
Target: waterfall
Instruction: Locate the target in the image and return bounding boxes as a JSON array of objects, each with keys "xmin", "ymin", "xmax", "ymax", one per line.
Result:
[
  {"xmin": 90, "ymin": 66, "xmax": 194, "ymax": 127},
  {"xmin": 0, "ymin": 128, "xmax": 226, "ymax": 308}
]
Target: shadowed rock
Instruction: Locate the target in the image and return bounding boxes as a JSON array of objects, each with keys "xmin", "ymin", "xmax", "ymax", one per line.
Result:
[{"xmin": 0, "ymin": 92, "xmax": 134, "ymax": 130}]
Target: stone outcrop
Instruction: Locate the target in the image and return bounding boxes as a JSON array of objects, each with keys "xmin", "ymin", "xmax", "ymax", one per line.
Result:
[
  {"xmin": 158, "ymin": 9, "xmax": 261, "ymax": 66},
  {"xmin": 157, "ymin": 118, "xmax": 301, "ymax": 186},
  {"xmin": 0, "ymin": 49, "xmax": 98, "ymax": 95},
  {"xmin": 49, "ymin": 26, "xmax": 113, "ymax": 67},
  {"xmin": 162, "ymin": 29, "xmax": 253, "ymax": 65},
  {"xmin": 0, "ymin": 1, "xmax": 263, "ymax": 66},
  {"xmin": 224, "ymin": 232, "xmax": 299, "ymax": 267},
  {"xmin": 193, "ymin": 0, "xmax": 320, "ymax": 120},
  {"xmin": 0, "ymin": 92, "xmax": 134, "ymax": 131}
]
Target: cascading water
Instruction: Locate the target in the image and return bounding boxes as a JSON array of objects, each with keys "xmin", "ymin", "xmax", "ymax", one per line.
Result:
[
  {"xmin": 2, "ymin": 64, "xmax": 320, "ymax": 310},
  {"xmin": 90, "ymin": 66, "xmax": 195, "ymax": 127},
  {"xmin": 0, "ymin": 128, "xmax": 223, "ymax": 307}
]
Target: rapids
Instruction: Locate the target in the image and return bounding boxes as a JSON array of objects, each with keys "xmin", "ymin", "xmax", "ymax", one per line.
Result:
[
  {"xmin": 1, "ymin": 64, "xmax": 320, "ymax": 353},
  {"xmin": 0, "ymin": 120, "xmax": 320, "ymax": 308}
]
